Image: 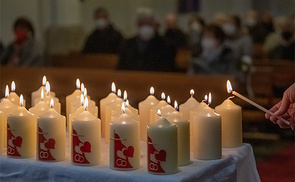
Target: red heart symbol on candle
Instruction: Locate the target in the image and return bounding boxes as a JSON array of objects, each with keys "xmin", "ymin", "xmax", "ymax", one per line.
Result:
[
  {"xmin": 45, "ymin": 138, "xmax": 55, "ymax": 149},
  {"xmin": 12, "ymin": 136, "xmax": 23, "ymax": 148},
  {"xmin": 155, "ymin": 150, "xmax": 166, "ymax": 162},
  {"xmin": 80, "ymin": 141, "xmax": 91, "ymax": 153},
  {"xmin": 123, "ymin": 146, "xmax": 134, "ymax": 158}
]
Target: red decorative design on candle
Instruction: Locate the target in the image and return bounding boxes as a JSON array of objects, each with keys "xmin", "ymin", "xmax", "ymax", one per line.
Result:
[
  {"xmin": 114, "ymin": 131, "xmax": 134, "ymax": 169},
  {"xmin": 147, "ymin": 136, "xmax": 166, "ymax": 173},
  {"xmin": 72, "ymin": 129, "xmax": 91, "ymax": 164},
  {"xmin": 7, "ymin": 124, "xmax": 22, "ymax": 157},
  {"xmin": 37, "ymin": 127, "xmax": 56, "ymax": 161}
]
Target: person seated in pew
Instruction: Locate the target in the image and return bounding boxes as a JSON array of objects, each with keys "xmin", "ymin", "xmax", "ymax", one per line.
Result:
[
  {"xmin": 118, "ymin": 8, "xmax": 175, "ymax": 72},
  {"xmin": 82, "ymin": 7, "xmax": 124, "ymax": 54},
  {"xmin": 267, "ymin": 17, "xmax": 295, "ymax": 61},
  {"xmin": 187, "ymin": 24, "xmax": 235, "ymax": 74},
  {"xmin": 1, "ymin": 17, "xmax": 46, "ymax": 67}
]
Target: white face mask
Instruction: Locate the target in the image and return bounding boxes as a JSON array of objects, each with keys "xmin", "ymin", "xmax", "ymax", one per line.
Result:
[
  {"xmin": 138, "ymin": 25, "xmax": 155, "ymax": 41},
  {"xmin": 201, "ymin": 37, "xmax": 216, "ymax": 50},
  {"xmin": 96, "ymin": 18, "xmax": 108, "ymax": 29},
  {"xmin": 222, "ymin": 23, "xmax": 236, "ymax": 36},
  {"xmin": 191, "ymin": 22, "xmax": 202, "ymax": 32}
]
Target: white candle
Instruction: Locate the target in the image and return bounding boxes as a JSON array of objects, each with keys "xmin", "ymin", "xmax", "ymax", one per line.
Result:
[
  {"xmin": 147, "ymin": 110, "xmax": 179, "ymax": 174},
  {"xmin": 71, "ymin": 98, "xmax": 101, "ymax": 166},
  {"xmin": 160, "ymin": 96, "xmax": 175, "ymax": 118},
  {"xmin": 226, "ymin": 80, "xmax": 290, "ymax": 125},
  {"xmin": 0, "ymin": 111, "xmax": 4, "ymax": 153},
  {"xmin": 100, "ymin": 82, "xmax": 117, "ymax": 138},
  {"xmin": 31, "ymin": 76, "xmax": 55, "ymax": 107},
  {"xmin": 37, "ymin": 99, "xmax": 66, "ymax": 161},
  {"xmin": 110, "ymin": 104, "xmax": 140, "ymax": 170},
  {"xmin": 105, "ymin": 90, "xmax": 123, "ymax": 143},
  {"xmin": 138, "ymin": 87, "xmax": 159, "ymax": 141},
  {"xmin": 0, "ymin": 85, "xmax": 18, "ymax": 148},
  {"xmin": 150, "ymin": 92, "xmax": 168, "ymax": 123},
  {"xmin": 112, "ymin": 101, "xmax": 139, "ymax": 122},
  {"xmin": 29, "ymin": 89, "xmax": 50, "ymax": 117},
  {"xmin": 8, "ymin": 81, "xmax": 26, "ymax": 107},
  {"xmin": 215, "ymin": 97, "xmax": 242, "ymax": 148},
  {"xmin": 166, "ymin": 101, "xmax": 190, "ymax": 166},
  {"xmin": 66, "ymin": 79, "xmax": 81, "ymax": 130},
  {"xmin": 193, "ymin": 95, "xmax": 221, "ymax": 160},
  {"xmin": 7, "ymin": 95, "xmax": 37, "ymax": 158},
  {"xmin": 179, "ymin": 89, "xmax": 199, "ymax": 120},
  {"xmin": 70, "ymin": 87, "xmax": 92, "ymax": 116}
]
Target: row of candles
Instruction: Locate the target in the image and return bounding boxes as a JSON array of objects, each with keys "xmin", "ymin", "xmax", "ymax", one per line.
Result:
[{"xmin": 0, "ymin": 76, "xmax": 244, "ymax": 174}]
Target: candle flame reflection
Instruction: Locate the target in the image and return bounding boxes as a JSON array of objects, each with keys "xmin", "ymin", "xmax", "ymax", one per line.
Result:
[
  {"xmin": 111, "ymin": 82, "xmax": 116, "ymax": 93},
  {"xmin": 150, "ymin": 87, "xmax": 154, "ymax": 95},
  {"xmin": 5, "ymin": 85, "xmax": 9, "ymax": 98},
  {"xmin": 11, "ymin": 81, "xmax": 16, "ymax": 92},
  {"xmin": 227, "ymin": 80, "xmax": 233, "ymax": 93},
  {"xmin": 42, "ymin": 76, "xmax": 47, "ymax": 86},
  {"xmin": 50, "ymin": 98, "xmax": 54, "ymax": 108},
  {"xmin": 20, "ymin": 94, "xmax": 24, "ymax": 107},
  {"xmin": 76, "ymin": 79, "xmax": 80, "ymax": 89}
]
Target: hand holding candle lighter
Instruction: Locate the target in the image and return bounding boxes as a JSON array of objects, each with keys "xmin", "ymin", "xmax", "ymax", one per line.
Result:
[
  {"xmin": 265, "ymin": 83, "xmax": 295, "ymax": 130},
  {"xmin": 226, "ymin": 80, "xmax": 290, "ymax": 127}
]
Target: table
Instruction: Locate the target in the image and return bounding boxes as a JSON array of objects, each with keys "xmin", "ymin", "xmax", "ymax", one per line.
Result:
[{"xmin": 0, "ymin": 137, "xmax": 260, "ymax": 182}]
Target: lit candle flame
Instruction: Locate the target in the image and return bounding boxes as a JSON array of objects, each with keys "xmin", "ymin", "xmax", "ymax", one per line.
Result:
[
  {"xmin": 76, "ymin": 79, "xmax": 80, "ymax": 89},
  {"xmin": 208, "ymin": 92, "xmax": 212, "ymax": 105},
  {"xmin": 227, "ymin": 80, "xmax": 233, "ymax": 93},
  {"xmin": 190, "ymin": 89, "xmax": 194, "ymax": 97},
  {"xmin": 126, "ymin": 100, "xmax": 130, "ymax": 107},
  {"xmin": 80, "ymin": 94, "xmax": 84, "ymax": 106},
  {"xmin": 5, "ymin": 85, "xmax": 9, "ymax": 98},
  {"xmin": 84, "ymin": 88, "xmax": 87, "ymax": 97},
  {"xmin": 123, "ymin": 90, "xmax": 127, "ymax": 101},
  {"xmin": 11, "ymin": 81, "xmax": 16, "ymax": 92},
  {"xmin": 42, "ymin": 76, "xmax": 47, "ymax": 86},
  {"xmin": 117, "ymin": 89, "xmax": 122, "ymax": 98},
  {"xmin": 157, "ymin": 109, "xmax": 161, "ymax": 116},
  {"xmin": 41, "ymin": 89, "xmax": 44, "ymax": 101},
  {"xmin": 50, "ymin": 98, "xmax": 54, "ymax": 108},
  {"xmin": 111, "ymin": 82, "xmax": 116, "ymax": 93},
  {"xmin": 167, "ymin": 96, "xmax": 171, "ymax": 105},
  {"xmin": 20, "ymin": 94, "xmax": 24, "ymax": 107},
  {"xmin": 45, "ymin": 81, "xmax": 50, "ymax": 95},
  {"xmin": 81, "ymin": 83, "xmax": 85, "ymax": 93},
  {"xmin": 150, "ymin": 87, "xmax": 154, "ymax": 95},
  {"xmin": 204, "ymin": 95, "xmax": 208, "ymax": 101},
  {"xmin": 174, "ymin": 100, "xmax": 178, "ymax": 110},
  {"xmin": 84, "ymin": 97, "xmax": 88, "ymax": 111},
  {"xmin": 122, "ymin": 102, "xmax": 125, "ymax": 113},
  {"xmin": 161, "ymin": 92, "xmax": 165, "ymax": 100}
]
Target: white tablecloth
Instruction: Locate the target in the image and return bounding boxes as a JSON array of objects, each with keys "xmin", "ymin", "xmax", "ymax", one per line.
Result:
[{"xmin": 0, "ymin": 136, "xmax": 260, "ymax": 182}]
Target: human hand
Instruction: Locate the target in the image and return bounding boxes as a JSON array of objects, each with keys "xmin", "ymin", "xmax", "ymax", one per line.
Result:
[{"xmin": 265, "ymin": 83, "xmax": 295, "ymax": 130}]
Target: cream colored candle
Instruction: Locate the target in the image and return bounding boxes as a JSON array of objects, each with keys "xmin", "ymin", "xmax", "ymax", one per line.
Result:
[
  {"xmin": 110, "ymin": 104, "xmax": 140, "ymax": 170},
  {"xmin": 160, "ymin": 96, "xmax": 175, "ymax": 118},
  {"xmin": 29, "ymin": 89, "xmax": 50, "ymax": 117},
  {"xmin": 31, "ymin": 76, "xmax": 55, "ymax": 107},
  {"xmin": 215, "ymin": 97, "xmax": 242, "ymax": 148},
  {"xmin": 69, "ymin": 96, "xmax": 98, "ymax": 134},
  {"xmin": 166, "ymin": 101, "xmax": 190, "ymax": 166},
  {"xmin": 100, "ymin": 82, "xmax": 117, "ymax": 138},
  {"xmin": 105, "ymin": 90, "xmax": 123, "ymax": 143},
  {"xmin": 112, "ymin": 101, "xmax": 139, "ymax": 122},
  {"xmin": 179, "ymin": 89, "xmax": 199, "ymax": 120},
  {"xmin": 66, "ymin": 79, "xmax": 81, "ymax": 130},
  {"xmin": 0, "ymin": 111, "xmax": 4, "ymax": 153},
  {"xmin": 125, "ymin": 100, "xmax": 138, "ymax": 116},
  {"xmin": 150, "ymin": 93, "xmax": 168, "ymax": 123},
  {"xmin": 147, "ymin": 110, "xmax": 179, "ymax": 174},
  {"xmin": 70, "ymin": 88, "xmax": 93, "ymax": 116},
  {"xmin": 193, "ymin": 97, "xmax": 221, "ymax": 160},
  {"xmin": 138, "ymin": 87, "xmax": 159, "ymax": 141},
  {"xmin": 8, "ymin": 81, "xmax": 26, "ymax": 107},
  {"xmin": 7, "ymin": 95, "xmax": 37, "ymax": 158},
  {"xmin": 71, "ymin": 98, "xmax": 101, "ymax": 166},
  {"xmin": 0, "ymin": 86, "xmax": 18, "ymax": 148},
  {"xmin": 37, "ymin": 99, "xmax": 66, "ymax": 161}
]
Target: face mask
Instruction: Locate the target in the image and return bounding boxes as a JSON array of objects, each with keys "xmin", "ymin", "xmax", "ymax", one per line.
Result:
[
  {"xmin": 281, "ymin": 31, "xmax": 293, "ymax": 41},
  {"xmin": 222, "ymin": 23, "xmax": 236, "ymax": 36},
  {"xmin": 138, "ymin": 25, "xmax": 155, "ymax": 41},
  {"xmin": 15, "ymin": 29, "xmax": 28, "ymax": 44},
  {"xmin": 191, "ymin": 22, "xmax": 202, "ymax": 32},
  {"xmin": 96, "ymin": 18, "xmax": 108, "ymax": 29},
  {"xmin": 201, "ymin": 37, "xmax": 216, "ymax": 50}
]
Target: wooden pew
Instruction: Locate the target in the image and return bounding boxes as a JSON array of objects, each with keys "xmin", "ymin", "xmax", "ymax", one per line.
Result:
[{"xmin": 0, "ymin": 67, "xmax": 235, "ymax": 115}]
